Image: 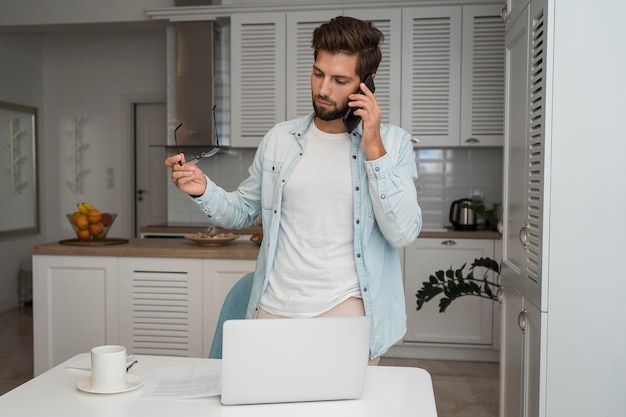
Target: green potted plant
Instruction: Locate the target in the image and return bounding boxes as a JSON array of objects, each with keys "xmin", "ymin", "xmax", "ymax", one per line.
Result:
[{"xmin": 415, "ymin": 257, "xmax": 501, "ymax": 313}]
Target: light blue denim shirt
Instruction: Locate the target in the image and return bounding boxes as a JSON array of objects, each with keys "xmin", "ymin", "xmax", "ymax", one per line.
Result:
[{"xmin": 193, "ymin": 113, "xmax": 422, "ymax": 358}]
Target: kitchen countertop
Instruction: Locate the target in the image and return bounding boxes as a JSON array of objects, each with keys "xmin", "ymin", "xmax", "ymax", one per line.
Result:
[
  {"xmin": 32, "ymin": 227, "xmax": 499, "ymax": 259},
  {"xmin": 139, "ymin": 224, "xmax": 501, "ymax": 240},
  {"xmin": 30, "ymin": 237, "xmax": 261, "ymax": 259}
]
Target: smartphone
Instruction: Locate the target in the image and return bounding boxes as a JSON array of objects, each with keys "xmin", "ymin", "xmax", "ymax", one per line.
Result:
[{"xmin": 343, "ymin": 74, "xmax": 376, "ymax": 134}]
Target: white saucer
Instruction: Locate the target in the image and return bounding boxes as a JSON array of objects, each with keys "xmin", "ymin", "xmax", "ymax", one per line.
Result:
[{"xmin": 77, "ymin": 374, "xmax": 143, "ymax": 394}]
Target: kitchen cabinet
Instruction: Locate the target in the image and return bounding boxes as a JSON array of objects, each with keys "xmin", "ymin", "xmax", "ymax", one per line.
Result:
[
  {"xmin": 202, "ymin": 259, "xmax": 256, "ymax": 358},
  {"xmin": 500, "ymin": 2, "xmax": 546, "ymax": 414},
  {"xmin": 401, "ymin": 4, "xmax": 505, "ymax": 147},
  {"xmin": 33, "ymin": 251, "xmax": 255, "ymax": 375},
  {"xmin": 229, "ymin": 4, "xmax": 503, "ymax": 148},
  {"xmin": 230, "ymin": 12, "xmax": 286, "ymax": 148},
  {"xmin": 500, "ymin": 283, "xmax": 542, "ymax": 417},
  {"xmin": 32, "ymin": 255, "xmax": 118, "ymax": 375},
  {"xmin": 502, "ymin": 0, "xmax": 546, "ymax": 312},
  {"xmin": 117, "ymin": 257, "xmax": 205, "ymax": 358},
  {"xmin": 396, "ymin": 238, "xmax": 500, "ymax": 362},
  {"xmin": 230, "ymin": 8, "xmax": 401, "ymax": 148}
]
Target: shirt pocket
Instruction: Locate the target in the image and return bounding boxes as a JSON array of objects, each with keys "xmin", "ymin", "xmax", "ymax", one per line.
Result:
[{"xmin": 261, "ymin": 159, "xmax": 282, "ymax": 210}]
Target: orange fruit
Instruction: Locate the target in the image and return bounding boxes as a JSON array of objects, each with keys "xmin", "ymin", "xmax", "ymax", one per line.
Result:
[
  {"xmin": 87, "ymin": 209, "xmax": 102, "ymax": 224},
  {"xmin": 76, "ymin": 229, "xmax": 91, "ymax": 240},
  {"xmin": 73, "ymin": 214, "xmax": 89, "ymax": 230},
  {"xmin": 89, "ymin": 223, "xmax": 105, "ymax": 237}
]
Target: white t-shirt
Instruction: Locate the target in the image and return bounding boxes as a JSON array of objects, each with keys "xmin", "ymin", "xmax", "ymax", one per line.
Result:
[{"xmin": 259, "ymin": 122, "xmax": 361, "ymax": 317}]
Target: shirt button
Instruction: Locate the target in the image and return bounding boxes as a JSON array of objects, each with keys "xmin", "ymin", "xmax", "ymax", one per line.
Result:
[
  {"xmin": 362, "ymin": 287, "xmax": 368, "ymax": 292},
  {"xmin": 375, "ymin": 166, "xmax": 380, "ymax": 172},
  {"xmin": 356, "ymin": 253, "xmax": 361, "ymax": 258},
  {"xmin": 352, "ymin": 155, "xmax": 357, "ymax": 159},
  {"xmin": 355, "ymin": 186, "xmax": 360, "ymax": 191},
  {"xmin": 380, "ymin": 194, "xmax": 386, "ymax": 199},
  {"xmin": 274, "ymin": 209, "xmax": 277, "ymax": 214},
  {"xmin": 355, "ymin": 219, "xmax": 360, "ymax": 224},
  {"xmin": 282, "ymin": 179, "xmax": 286, "ymax": 183}
]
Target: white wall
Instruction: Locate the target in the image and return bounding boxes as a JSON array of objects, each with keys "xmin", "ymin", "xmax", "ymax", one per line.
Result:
[
  {"xmin": 42, "ymin": 25, "xmax": 167, "ymax": 241},
  {"xmin": 0, "ymin": 33, "xmax": 45, "ymax": 312},
  {"xmin": 0, "ymin": 24, "xmax": 166, "ymax": 312}
]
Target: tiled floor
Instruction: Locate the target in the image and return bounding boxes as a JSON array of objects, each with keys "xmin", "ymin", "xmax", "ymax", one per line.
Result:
[
  {"xmin": 0, "ymin": 306, "xmax": 33, "ymax": 396},
  {"xmin": 0, "ymin": 307, "xmax": 498, "ymax": 417},
  {"xmin": 379, "ymin": 357, "xmax": 499, "ymax": 417}
]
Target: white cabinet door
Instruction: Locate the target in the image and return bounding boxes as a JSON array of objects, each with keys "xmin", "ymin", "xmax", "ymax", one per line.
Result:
[
  {"xmin": 202, "ymin": 259, "xmax": 256, "ymax": 358},
  {"xmin": 501, "ymin": 4, "xmax": 529, "ymax": 294},
  {"xmin": 344, "ymin": 8, "xmax": 402, "ymax": 127},
  {"xmin": 118, "ymin": 257, "xmax": 204, "ymax": 357},
  {"xmin": 460, "ymin": 4, "xmax": 506, "ymax": 146},
  {"xmin": 285, "ymin": 10, "xmax": 339, "ymax": 120},
  {"xmin": 33, "ymin": 255, "xmax": 118, "ymax": 375},
  {"xmin": 499, "ymin": 282, "xmax": 543, "ymax": 417},
  {"xmin": 500, "ymin": 284, "xmax": 524, "ymax": 417},
  {"xmin": 404, "ymin": 238, "xmax": 495, "ymax": 345},
  {"xmin": 501, "ymin": 0, "xmax": 547, "ymax": 310},
  {"xmin": 401, "ymin": 6, "xmax": 462, "ymax": 147},
  {"xmin": 230, "ymin": 13, "xmax": 286, "ymax": 147}
]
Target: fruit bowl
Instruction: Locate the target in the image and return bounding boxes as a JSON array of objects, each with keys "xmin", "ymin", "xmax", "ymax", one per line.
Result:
[{"xmin": 67, "ymin": 212, "xmax": 117, "ymax": 241}]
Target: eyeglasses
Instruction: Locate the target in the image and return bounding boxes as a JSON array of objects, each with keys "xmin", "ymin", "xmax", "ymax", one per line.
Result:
[{"xmin": 174, "ymin": 105, "xmax": 221, "ymax": 165}]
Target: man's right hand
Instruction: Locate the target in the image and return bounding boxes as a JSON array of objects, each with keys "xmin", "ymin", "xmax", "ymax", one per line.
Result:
[{"xmin": 165, "ymin": 153, "xmax": 208, "ymax": 197}]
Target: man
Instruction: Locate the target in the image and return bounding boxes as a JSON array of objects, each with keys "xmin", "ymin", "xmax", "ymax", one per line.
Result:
[{"xmin": 166, "ymin": 16, "xmax": 422, "ymax": 362}]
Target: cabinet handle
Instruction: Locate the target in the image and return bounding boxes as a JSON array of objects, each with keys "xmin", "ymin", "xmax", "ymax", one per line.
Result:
[
  {"xmin": 464, "ymin": 137, "xmax": 480, "ymax": 144},
  {"xmin": 518, "ymin": 308, "xmax": 527, "ymax": 332},
  {"xmin": 501, "ymin": 5, "xmax": 509, "ymax": 22},
  {"xmin": 496, "ymin": 287, "xmax": 504, "ymax": 303},
  {"xmin": 519, "ymin": 222, "xmax": 529, "ymax": 248},
  {"xmin": 411, "ymin": 136, "xmax": 420, "ymax": 144},
  {"xmin": 441, "ymin": 240, "xmax": 457, "ymax": 246}
]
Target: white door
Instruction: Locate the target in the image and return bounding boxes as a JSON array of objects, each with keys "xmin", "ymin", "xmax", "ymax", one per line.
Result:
[{"xmin": 135, "ymin": 103, "xmax": 167, "ymax": 236}]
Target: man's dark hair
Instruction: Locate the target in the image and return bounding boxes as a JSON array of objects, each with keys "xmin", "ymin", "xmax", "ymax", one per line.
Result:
[{"xmin": 312, "ymin": 16, "xmax": 384, "ymax": 81}]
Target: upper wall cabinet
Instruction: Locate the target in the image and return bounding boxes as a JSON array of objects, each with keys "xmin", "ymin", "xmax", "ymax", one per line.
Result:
[
  {"xmin": 230, "ymin": 4, "xmax": 504, "ymax": 148},
  {"xmin": 401, "ymin": 5, "xmax": 505, "ymax": 147},
  {"xmin": 285, "ymin": 9, "xmax": 402, "ymax": 127},
  {"xmin": 230, "ymin": 13, "xmax": 286, "ymax": 147}
]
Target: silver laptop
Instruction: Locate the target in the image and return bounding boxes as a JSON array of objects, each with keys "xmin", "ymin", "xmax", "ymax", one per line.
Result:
[{"xmin": 220, "ymin": 316, "xmax": 372, "ymax": 405}]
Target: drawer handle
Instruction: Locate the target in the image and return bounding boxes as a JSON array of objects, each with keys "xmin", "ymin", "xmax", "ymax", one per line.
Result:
[
  {"xmin": 441, "ymin": 240, "xmax": 457, "ymax": 246},
  {"xmin": 464, "ymin": 137, "xmax": 480, "ymax": 144}
]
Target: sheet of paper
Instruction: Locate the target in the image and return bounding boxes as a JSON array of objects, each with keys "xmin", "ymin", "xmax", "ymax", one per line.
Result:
[{"xmin": 140, "ymin": 366, "xmax": 221, "ymax": 399}]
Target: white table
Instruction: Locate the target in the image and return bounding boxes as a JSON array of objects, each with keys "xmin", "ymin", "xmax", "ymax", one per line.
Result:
[{"xmin": 0, "ymin": 354, "xmax": 438, "ymax": 417}]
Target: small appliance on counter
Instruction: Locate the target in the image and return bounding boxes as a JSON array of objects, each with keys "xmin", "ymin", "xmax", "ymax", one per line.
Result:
[{"xmin": 449, "ymin": 198, "xmax": 477, "ymax": 231}]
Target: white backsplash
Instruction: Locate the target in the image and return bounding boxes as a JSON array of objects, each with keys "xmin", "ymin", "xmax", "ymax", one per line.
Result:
[{"xmin": 167, "ymin": 147, "xmax": 503, "ymax": 229}]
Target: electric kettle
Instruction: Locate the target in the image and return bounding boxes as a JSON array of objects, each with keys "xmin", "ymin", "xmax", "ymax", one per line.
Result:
[{"xmin": 449, "ymin": 198, "xmax": 477, "ymax": 231}]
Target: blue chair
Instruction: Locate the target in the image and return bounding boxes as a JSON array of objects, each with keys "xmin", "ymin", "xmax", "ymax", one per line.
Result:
[{"xmin": 208, "ymin": 272, "xmax": 255, "ymax": 359}]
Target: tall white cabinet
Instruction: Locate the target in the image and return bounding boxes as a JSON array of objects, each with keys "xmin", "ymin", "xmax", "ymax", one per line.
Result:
[{"xmin": 500, "ymin": 0, "xmax": 626, "ymax": 416}]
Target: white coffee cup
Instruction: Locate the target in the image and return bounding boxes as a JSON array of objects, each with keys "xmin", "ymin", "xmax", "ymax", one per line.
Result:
[{"xmin": 91, "ymin": 345, "xmax": 127, "ymax": 391}]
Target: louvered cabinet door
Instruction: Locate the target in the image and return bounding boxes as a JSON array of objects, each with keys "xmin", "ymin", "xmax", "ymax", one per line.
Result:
[
  {"xmin": 118, "ymin": 258, "xmax": 204, "ymax": 357},
  {"xmin": 460, "ymin": 5, "xmax": 506, "ymax": 146},
  {"xmin": 231, "ymin": 13, "xmax": 286, "ymax": 147},
  {"xmin": 401, "ymin": 7, "xmax": 462, "ymax": 147},
  {"xmin": 285, "ymin": 10, "xmax": 338, "ymax": 120},
  {"xmin": 344, "ymin": 8, "xmax": 402, "ymax": 127},
  {"xmin": 522, "ymin": 0, "xmax": 547, "ymax": 310}
]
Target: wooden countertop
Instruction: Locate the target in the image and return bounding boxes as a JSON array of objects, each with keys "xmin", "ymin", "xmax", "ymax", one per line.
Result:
[
  {"xmin": 30, "ymin": 237, "xmax": 261, "ymax": 260},
  {"xmin": 139, "ymin": 224, "xmax": 500, "ymax": 240},
  {"xmin": 418, "ymin": 229, "xmax": 501, "ymax": 239}
]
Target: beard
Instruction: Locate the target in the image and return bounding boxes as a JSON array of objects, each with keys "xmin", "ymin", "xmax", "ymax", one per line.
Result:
[{"xmin": 312, "ymin": 95, "xmax": 350, "ymax": 121}]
